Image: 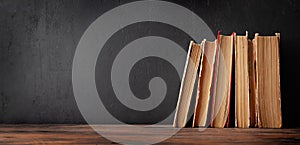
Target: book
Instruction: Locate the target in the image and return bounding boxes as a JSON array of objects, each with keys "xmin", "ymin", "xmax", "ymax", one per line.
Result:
[
  {"xmin": 209, "ymin": 32, "xmax": 221, "ymax": 127},
  {"xmin": 193, "ymin": 39, "xmax": 217, "ymax": 127},
  {"xmin": 174, "ymin": 31, "xmax": 282, "ymax": 129},
  {"xmin": 173, "ymin": 41, "xmax": 203, "ymax": 128},
  {"xmin": 211, "ymin": 33, "xmax": 234, "ymax": 128},
  {"xmin": 234, "ymin": 32, "xmax": 250, "ymax": 128},
  {"xmin": 253, "ymin": 33, "xmax": 282, "ymax": 128},
  {"xmin": 248, "ymin": 38, "xmax": 258, "ymax": 127}
]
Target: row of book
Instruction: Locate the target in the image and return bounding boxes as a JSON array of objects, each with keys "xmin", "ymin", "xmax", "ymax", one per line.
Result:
[{"xmin": 173, "ymin": 31, "xmax": 282, "ymax": 128}]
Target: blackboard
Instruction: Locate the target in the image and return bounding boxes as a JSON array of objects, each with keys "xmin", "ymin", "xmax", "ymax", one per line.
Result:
[{"xmin": 0, "ymin": 0, "xmax": 299, "ymax": 127}]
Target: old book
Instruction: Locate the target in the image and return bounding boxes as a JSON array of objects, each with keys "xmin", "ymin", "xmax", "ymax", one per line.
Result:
[
  {"xmin": 173, "ymin": 41, "xmax": 203, "ymax": 128},
  {"xmin": 209, "ymin": 32, "xmax": 221, "ymax": 127},
  {"xmin": 193, "ymin": 39, "xmax": 217, "ymax": 127},
  {"xmin": 212, "ymin": 33, "xmax": 234, "ymax": 128},
  {"xmin": 253, "ymin": 33, "xmax": 282, "ymax": 128},
  {"xmin": 248, "ymin": 38, "xmax": 258, "ymax": 127},
  {"xmin": 234, "ymin": 32, "xmax": 250, "ymax": 128}
]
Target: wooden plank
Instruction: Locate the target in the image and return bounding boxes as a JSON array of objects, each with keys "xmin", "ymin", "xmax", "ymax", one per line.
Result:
[{"xmin": 0, "ymin": 125, "xmax": 299, "ymax": 144}]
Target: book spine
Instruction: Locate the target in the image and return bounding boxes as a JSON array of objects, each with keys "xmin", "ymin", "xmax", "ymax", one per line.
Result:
[
  {"xmin": 210, "ymin": 31, "xmax": 221, "ymax": 127},
  {"xmin": 173, "ymin": 41, "xmax": 194, "ymax": 128}
]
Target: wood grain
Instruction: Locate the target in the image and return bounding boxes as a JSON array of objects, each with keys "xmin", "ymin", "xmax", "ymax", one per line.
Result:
[{"xmin": 0, "ymin": 125, "xmax": 299, "ymax": 144}]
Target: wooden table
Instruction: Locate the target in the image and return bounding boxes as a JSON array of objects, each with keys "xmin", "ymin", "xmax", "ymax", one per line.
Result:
[{"xmin": 0, "ymin": 124, "xmax": 299, "ymax": 144}]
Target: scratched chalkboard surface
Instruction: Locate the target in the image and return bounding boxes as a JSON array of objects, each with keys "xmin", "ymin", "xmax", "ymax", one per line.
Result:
[{"xmin": 0, "ymin": 0, "xmax": 299, "ymax": 127}]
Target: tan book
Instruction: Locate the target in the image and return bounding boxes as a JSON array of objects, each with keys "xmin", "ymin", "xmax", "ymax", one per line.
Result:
[
  {"xmin": 253, "ymin": 33, "xmax": 282, "ymax": 128},
  {"xmin": 193, "ymin": 40, "xmax": 217, "ymax": 127},
  {"xmin": 234, "ymin": 32, "xmax": 250, "ymax": 128},
  {"xmin": 212, "ymin": 33, "xmax": 234, "ymax": 128},
  {"xmin": 173, "ymin": 41, "xmax": 203, "ymax": 128},
  {"xmin": 248, "ymin": 38, "xmax": 258, "ymax": 127}
]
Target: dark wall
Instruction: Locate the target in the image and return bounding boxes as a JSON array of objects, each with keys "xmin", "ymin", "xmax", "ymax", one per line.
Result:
[{"xmin": 0, "ymin": 0, "xmax": 299, "ymax": 127}]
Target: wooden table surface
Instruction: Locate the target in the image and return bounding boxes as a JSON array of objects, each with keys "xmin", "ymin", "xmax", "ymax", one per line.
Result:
[{"xmin": 0, "ymin": 124, "xmax": 299, "ymax": 144}]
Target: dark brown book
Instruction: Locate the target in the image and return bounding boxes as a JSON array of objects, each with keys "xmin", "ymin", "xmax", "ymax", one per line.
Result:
[{"xmin": 248, "ymin": 38, "xmax": 258, "ymax": 127}]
